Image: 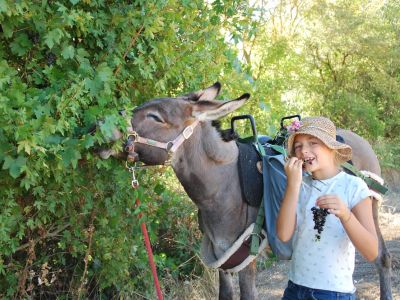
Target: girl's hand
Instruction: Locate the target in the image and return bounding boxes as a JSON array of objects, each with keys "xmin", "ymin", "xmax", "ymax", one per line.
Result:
[
  {"xmin": 316, "ymin": 194, "xmax": 350, "ymax": 221},
  {"xmin": 284, "ymin": 157, "xmax": 303, "ymax": 188}
]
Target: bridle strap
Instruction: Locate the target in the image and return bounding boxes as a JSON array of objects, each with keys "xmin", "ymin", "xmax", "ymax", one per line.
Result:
[
  {"xmin": 169, "ymin": 120, "xmax": 199, "ymax": 152},
  {"xmin": 134, "ymin": 135, "xmax": 172, "ymax": 151},
  {"xmin": 128, "ymin": 119, "xmax": 200, "ymax": 154}
]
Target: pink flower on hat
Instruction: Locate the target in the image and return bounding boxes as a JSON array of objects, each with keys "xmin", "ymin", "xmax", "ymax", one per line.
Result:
[{"xmin": 286, "ymin": 120, "xmax": 302, "ymax": 133}]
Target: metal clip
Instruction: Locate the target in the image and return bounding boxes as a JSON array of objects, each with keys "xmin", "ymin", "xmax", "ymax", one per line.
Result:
[
  {"xmin": 126, "ymin": 161, "xmax": 139, "ymax": 189},
  {"xmin": 131, "ymin": 173, "xmax": 139, "ymax": 189}
]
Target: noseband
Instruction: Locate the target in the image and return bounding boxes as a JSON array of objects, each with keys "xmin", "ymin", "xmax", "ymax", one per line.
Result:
[{"xmin": 126, "ymin": 119, "xmax": 200, "ymax": 163}]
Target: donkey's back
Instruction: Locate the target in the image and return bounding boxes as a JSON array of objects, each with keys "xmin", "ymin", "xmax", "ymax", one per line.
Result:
[{"xmin": 338, "ymin": 128, "xmax": 381, "ymax": 175}]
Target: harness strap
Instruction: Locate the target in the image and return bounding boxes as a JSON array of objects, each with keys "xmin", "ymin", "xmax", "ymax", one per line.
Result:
[
  {"xmin": 250, "ymin": 141, "xmax": 267, "ymax": 255},
  {"xmin": 220, "ymin": 227, "xmax": 266, "ymax": 270},
  {"xmin": 341, "ymin": 162, "xmax": 388, "ymax": 195}
]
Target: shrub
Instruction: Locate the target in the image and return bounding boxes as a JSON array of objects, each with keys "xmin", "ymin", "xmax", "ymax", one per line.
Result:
[{"xmin": 0, "ymin": 0, "xmax": 253, "ymax": 297}]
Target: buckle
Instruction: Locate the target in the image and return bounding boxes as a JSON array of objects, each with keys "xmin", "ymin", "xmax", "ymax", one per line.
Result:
[
  {"xmin": 127, "ymin": 132, "xmax": 139, "ymax": 142},
  {"xmin": 182, "ymin": 126, "xmax": 194, "ymax": 139}
]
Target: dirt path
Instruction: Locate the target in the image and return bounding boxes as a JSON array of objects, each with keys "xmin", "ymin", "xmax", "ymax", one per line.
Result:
[{"xmin": 249, "ymin": 191, "xmax": 400, "ymax": 299}]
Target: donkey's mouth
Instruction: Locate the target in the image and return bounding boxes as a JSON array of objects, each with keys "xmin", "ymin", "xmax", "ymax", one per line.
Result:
[{"xmin": 125, "ymin": 137, "xmax": 139, "ymax": 162}]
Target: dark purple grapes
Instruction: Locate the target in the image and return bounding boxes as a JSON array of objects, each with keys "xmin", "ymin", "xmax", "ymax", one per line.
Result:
[
  {"xmin": 47, "ymin": 52, "xmax": 57, "ymax": 66},
  {"xmin": 311, "ymin": 207, "xmax": 330, "ymax": 241}
]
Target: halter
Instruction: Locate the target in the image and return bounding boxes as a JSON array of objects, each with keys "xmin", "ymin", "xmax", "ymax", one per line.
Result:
[{"xmin": 126, "ymin": 119, "xmax": 200, "ymax": 162}]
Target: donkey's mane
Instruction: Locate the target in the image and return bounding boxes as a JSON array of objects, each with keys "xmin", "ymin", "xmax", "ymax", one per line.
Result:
[{"xmin": 211, "ymin": 120, "xmax": 239, "ymax": 142}]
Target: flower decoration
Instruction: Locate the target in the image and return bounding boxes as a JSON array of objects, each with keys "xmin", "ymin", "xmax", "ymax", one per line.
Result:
[{"xmin": 286, "ymin": 120, "xmax": 302, "ymax": 133}]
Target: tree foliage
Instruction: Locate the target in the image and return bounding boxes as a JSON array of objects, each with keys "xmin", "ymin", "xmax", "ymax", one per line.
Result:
[
  {"xmin": 0, "ymin": 0, "xmax": 253, "ymax": 298},
  {"xmin": 242, "ymin": 0, "xmax": 400, "ymax": 141},
  {"xmin": 236, "ymin": 0, "xmax": 400, "ymax": 164}
]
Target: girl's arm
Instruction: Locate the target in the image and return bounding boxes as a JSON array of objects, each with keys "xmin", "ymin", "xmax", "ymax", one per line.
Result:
[
  {"xmin": 341, "ymin": 197, "xmax": 378, "ymax": 261},
  {"xmin": 317, "ymin": 196, "xmax": 378, "ymax": 261},
  {"xmin": 276, "ymin": 158, "xmax": 303, "ymax": 242}
]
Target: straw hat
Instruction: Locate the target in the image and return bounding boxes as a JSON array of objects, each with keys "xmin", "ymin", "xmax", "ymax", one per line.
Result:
[{"xmin": 286, "ymin": 116, "xmax": 352, "ymax": 163}]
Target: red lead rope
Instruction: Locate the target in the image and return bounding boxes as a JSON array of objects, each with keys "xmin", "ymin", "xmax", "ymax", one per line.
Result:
[{"xmin": 135, "ymin": 198, "xmax": 164, "ymax": 300}]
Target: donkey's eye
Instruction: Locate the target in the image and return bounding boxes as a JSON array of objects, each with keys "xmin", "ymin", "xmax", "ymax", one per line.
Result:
[{"xmin": 146, "ymin": 113, "xmax": 164, "ymax": 123}]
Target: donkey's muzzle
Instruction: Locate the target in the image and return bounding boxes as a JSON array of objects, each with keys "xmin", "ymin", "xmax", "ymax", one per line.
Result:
[
  {"xmin": 127, "ymin": 152, "xmax": 139, "ymax": 162},
  {"xmin": 125, "ymin": 143, "xmax": 134, "ymax": 153}
]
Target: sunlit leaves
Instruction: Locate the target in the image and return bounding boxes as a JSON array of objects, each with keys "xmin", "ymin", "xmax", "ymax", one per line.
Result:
[
  {"xmin": 237, "ymin": 0, "xmax": 399, "ymax": 143},
  {"xmin": 0, "ymin": 0, "xmax": 9, "ymax": 13}
]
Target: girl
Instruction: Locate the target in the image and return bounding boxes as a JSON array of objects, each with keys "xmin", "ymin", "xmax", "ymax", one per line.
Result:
[{"xmin": 276, "ymin": 116, "xmax": 378, "ymax": 300}]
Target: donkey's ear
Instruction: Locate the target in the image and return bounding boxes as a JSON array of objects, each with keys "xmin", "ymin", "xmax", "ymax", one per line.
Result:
[
  {"xmin": 192, "ymin": 93, "xmax": 250, "ymax": 120},
  {"xmin": 184, "ymin": 82, "xmax": 221, "ymax": 102}
]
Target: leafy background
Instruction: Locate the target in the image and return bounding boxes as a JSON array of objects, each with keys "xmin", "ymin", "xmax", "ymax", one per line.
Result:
[{"xmin": 0, "ymin": 0, "xmax": 399, "ymax": 298}]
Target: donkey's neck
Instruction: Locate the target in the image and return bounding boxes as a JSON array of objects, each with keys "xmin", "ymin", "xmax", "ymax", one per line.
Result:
[
  {"xmin": 171, "ymin": 121, "xmax": 239, "ymax": 207},
  {"xmin": 200, "ymin": 122, "xmax": 238, "ymax": 164},
  {"xmin": 171, "ymin": 122, "xmax": 256, "ymax": 254}
]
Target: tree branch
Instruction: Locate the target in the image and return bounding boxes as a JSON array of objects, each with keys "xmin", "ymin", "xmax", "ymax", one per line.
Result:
[
  {"xmin": 15, "ymin": 223, "xmax": 71, "ymax": 252},
  {"xmin": 114, "ymin": 25, "xmax": 145, "ymax": 77}
]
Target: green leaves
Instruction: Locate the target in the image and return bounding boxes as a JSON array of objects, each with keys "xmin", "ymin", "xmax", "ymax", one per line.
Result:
[
  {"xmin": 0, "ymin": 0, "xmax": 9, "ymax": 14},
  {"xmin": 97, "ymin": 63, "xmax": 113, "ymax": 82},
  {"xmin": 44, "ymin": 28, "xmax": 64, "ymax": 49},
  {"xmin": 84, "ymin": 63, "xmax": 114, "ymax": 97},
  {"xmin": 61, "ymin": 45, "xmax": 75, "ymax": 59},
  {"xmin": 2, "ymin": 155, "xmax": 27, "ymax": 178},
  {"xmin": 99, "ymin": 115, "xmax": 120, "ymax": 139},
  {"xmin": 0, "ymin": 60, "xmax": 17, "ymax": 90},
  {"xmin": 61, "ymin": 139, "xmax": 82, "ymax": 168},
  {"xmin": 9, "ymin": 33, "xmax": 32, "ymax": 56},
  {"xmin": 84, "ymin": 77, "xmax": 103, "ymax": 97}
]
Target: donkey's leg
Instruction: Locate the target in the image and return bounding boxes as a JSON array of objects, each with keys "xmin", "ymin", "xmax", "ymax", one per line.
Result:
[
  {"xmin": 238, "ymin": 260, "xmax": 257, "ymax": 300},
  {"xmin": 372, "ymin": 200, "xmax": 392, "ymax": 300},
  {"xmin": 219, "ymin": 270, "xmax": 234, "ymax": 300}
]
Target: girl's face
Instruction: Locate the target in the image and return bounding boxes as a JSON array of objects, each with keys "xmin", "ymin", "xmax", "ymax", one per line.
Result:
[{"xmin": 293, "ymin": 134, "xmax": 337, "ymax": 176}]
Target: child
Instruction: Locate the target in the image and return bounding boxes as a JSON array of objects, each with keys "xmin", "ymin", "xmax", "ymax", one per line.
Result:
[{"xmin": 276, "ymin": 116, "xmax": 378, "ymax": 300}]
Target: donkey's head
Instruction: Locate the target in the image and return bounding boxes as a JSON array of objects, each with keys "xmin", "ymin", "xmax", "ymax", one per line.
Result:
[{"xmin": 126, "ymin": 82, "xmax": 250, "ymax": 165}]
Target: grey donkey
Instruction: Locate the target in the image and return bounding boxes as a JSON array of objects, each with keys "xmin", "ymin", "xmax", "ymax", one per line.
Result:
[{"xmin": 99, "ymin": 83, "xmax": 392, "ymax": 300}]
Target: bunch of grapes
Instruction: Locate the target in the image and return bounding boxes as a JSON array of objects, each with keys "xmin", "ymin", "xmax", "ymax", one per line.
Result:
[{"xmin": 311, "ymin": 207, "xmax": 330, "ymax": 241}]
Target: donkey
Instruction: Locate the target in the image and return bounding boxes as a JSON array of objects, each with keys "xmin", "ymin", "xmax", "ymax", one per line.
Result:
[{"xmin": 102, "ymin": 83, "xmax": 392, "ymax": 299}]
